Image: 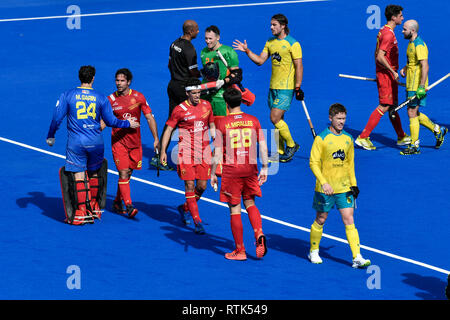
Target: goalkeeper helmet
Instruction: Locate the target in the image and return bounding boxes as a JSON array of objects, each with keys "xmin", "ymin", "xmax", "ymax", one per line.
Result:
[{"xmin": 200, "ymin": 62, "xmax": 220, "ymax": 81}]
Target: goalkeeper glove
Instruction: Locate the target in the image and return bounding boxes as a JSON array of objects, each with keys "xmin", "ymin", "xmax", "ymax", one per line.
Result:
[
  {"xmin": 294, "ymin": 87, "xmax": 304, "ymax": 101},
  {"xmin": 350, "ymin": 186, "xmax": 359, "ymax": 199},
  {"xmin": 415, "ymin": 85, "xmax": 426, "ymax": 99},
  {"xmin": 224, "ymin": 68, "xmax": 243, "ymax": 85}
]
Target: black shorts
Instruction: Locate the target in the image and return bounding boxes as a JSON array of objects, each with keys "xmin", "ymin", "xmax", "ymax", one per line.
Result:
[{"xmin": 167, "ymin": 80, "xmax": 187, "ymax": 116}]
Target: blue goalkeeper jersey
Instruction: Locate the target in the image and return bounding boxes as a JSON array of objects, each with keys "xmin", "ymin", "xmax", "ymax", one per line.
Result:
[{"xmin": 47, "ymin": 86, "xmax": 129, "ymax": 147}]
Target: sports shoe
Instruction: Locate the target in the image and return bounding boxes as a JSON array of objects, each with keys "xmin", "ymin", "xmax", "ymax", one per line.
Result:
[
  {"xmin": 355, "ymin": 136, "xmax": 376, "ymax": 150},
  {"xmin": 397, "ymin": 134, "xmax": 412, "ymax": 146},
  {"xmin": 352, "ymin": 254, "xmax": 371, "ymax": 268},
  {"xmin": 308, "ymin": 249, "xmax": 323, "ymax": 264},
  {"xmin": 112, "ymin": 200, "xmax": 126, "ymax": 215},
  {"xmin": 225, "ymin": 249, "xmax": 247, "ymax": 261},
  {"xmin": 159, "ymin": 162, "xmax": 175, "ymax": 171},
  {"xmin": 149, "ymin": 156, "xmax": 159, "ymax": 168},
  {"xmin": 400, "ymin": 143, "xmax": 420, "ymax": 155},
  {"xmin": 194, "ymin": 222, "xmax": 205, "ymax": 234},
  {"xmin": 435, "ymin": 126, "xmax": 448, "ymax": 149},
  {"xmin": 280, "ymin": 142, "xmax": 299, "ymax": 162},
  {"xmin": 255, "ymin": 234, "xmax": 267, "ymax": 258},
  {"xmin": 126, "ymin": 204, "xmax": 138, "ymax": 218},
  {"xmin": 177, "ymin": 204, "xmax": 191, "ymax": 225}
]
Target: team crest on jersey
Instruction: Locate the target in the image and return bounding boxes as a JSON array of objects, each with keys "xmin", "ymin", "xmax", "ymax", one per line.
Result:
[
  {"xmin": 130, "ymin": 98, "xmax": 136, "ymax": 105},
  {"xmin": 332, "ymin": 149, "xmax": 345, "ymax": 161},
  {"xmin": 272, "ymin": 52, "xmax": 282, "ymax": 62}
]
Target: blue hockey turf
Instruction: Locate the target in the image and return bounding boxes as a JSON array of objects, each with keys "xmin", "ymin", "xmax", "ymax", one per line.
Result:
[{"xmin": 0, "ymin": 0, "xmax": 449, "ymax": 300}]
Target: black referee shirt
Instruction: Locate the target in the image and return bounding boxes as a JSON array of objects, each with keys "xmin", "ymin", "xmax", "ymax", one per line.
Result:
[{"xmin": 168, "ymin": 38, "xmax": 198, "ymax": 82}]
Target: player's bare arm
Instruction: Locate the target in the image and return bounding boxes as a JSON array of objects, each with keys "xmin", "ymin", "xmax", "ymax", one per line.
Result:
[
  {"xmin": 100, "ymin": 119, "xmax": 106, "ymax": 131},
  {"xmin": 145, "ymin": 113, "xmax": 160, "ymax": 152},
  {"xmin": 376, "ymin": 50, "xmax": 399, "ymax": 80},
  {"xmin": 160, "ymin": 125, "xmax": 175, "ymax": 164},
  {"xmin": 293, "ymin": 58, "xmax": 303, "ymax": 88},
  {"xmin": 210, "ymin": 145, "xmax": 222, "ymax": 189},
  {"xmin": 321, "ymin": 183, "xmax": 334, "ymax": 195},
  {"xmin": 258, "ymin": 140, "xmax": 269, "ymax": 186},
  {"xmin": 419, "ymin": 59, "xmax": 429, "ymax": 86},
  {"xmin": 232, "ymin": 39, "xmax": 269, "ymax": 66}
]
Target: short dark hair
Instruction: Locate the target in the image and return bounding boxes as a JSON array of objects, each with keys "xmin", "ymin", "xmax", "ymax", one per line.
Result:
[
  {"xmin": 115, "ymin": 68, "xmax": 133, "ymax": 82},
  {"xmin": 78, "ymin": 65, "xmax": 95, "ymax": 84},
  {"xmin": 184, "ymin": 77, "xmax": 202, "ymax": 90},
  {"xmin": 223, "ymin": 87, "xmax": 242, "ymax": 108},
  {"xmin": 329, "ymin": 103, "xmax": 347, "ymax": 117},
  {"xmin": 205, "ymin": 25, "xmax": 220, "ymax": 36},
  {"xmin": 271, "ymin": 13, "xmax": 289, "ymax": 35},
  {"xmin": 385, "ymin": 5, "xmax": 403, "ymax": 21}
]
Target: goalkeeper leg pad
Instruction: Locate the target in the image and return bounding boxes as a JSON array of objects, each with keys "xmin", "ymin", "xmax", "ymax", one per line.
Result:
[
  {"xmin": 59, "ymin": 167, "xmax": 93, "ymax": 225},
  {"xmin": 93, "ymin": 159, "xmax": 108, "ymax": 210}
]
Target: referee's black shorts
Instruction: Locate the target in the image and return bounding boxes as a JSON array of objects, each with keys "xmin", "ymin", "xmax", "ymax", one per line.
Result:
[{"xmin": 167, "ymin": 80, "xmax": 187, "ymax": 116}]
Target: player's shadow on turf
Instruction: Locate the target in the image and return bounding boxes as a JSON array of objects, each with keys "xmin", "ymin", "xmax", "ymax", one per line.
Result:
[
  {"xmin": 266, "ymin": 233, "xmax": 350, "ymax": 266},
  {"xmin": 401, "ymin": 273, "xmax": 448, "ymax": 300},
  {"xmin": 160, "ymin": 225, "xmax": 234, "ymax": 256},
  {"xmin": 16, "ymin": 191, "xmax": 66, "ymax": 223},
  {"xmin": 345, "ymin": 127, "xmax": 400, "ymax": 150},
  {"xmin": 106, "ymin": 198, "xmax": 186, "ymax": 226}
]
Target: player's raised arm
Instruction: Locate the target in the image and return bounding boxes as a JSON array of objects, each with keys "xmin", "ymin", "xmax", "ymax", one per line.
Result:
[{"xmin": 233, "ymin": 39, "xmax": 269, "ymax": 66}]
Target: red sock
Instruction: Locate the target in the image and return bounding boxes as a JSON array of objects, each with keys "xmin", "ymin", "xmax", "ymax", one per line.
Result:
[
  {"xmin": 89, "ymin": 176, "xmax": 99, "ymax": 202},
  {"xmin": 118, "ymin": 178, "xmax": 132, "ymax": 206},
  {"xmin": 359, "ymin": 107, "xmax": 384, "ymax": 138},
  {"xmin": 75, "ymin": 180, "xmax": 89, "ymax": 212},
  {"xmin": 246, "ymin": 205, "xmax": 263, "ymax": 239},
  {"xmin": 230, "ymin": 214, "xmax": 245, "ymax": 251},
  {"xmin": 115, "ymin": 186, "xmax": 122, "ymax": 202},
  {"xmin": 183, "ymin": 188, "xmax": 203, "ymax": 212},
  {"xmin": 389, "ymin": 111, "xmax": 406, "ymax": 138},
  {"xmin": 186, "ymin": 191, "xmax": 201, "ymax": 223}
]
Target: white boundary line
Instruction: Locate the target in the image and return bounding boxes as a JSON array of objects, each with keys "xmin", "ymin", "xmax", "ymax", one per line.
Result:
[
  {"xmin": 1, "ymin": 135, "xmax": 448, "ymax": 275},
  {"xmin": 0, "ymin": 0, "xmax": 328, "ymax": 22}
]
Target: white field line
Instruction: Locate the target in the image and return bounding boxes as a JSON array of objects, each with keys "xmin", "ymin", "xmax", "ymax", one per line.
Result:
[
  {"xmin": 1, "ymin": 135, "xmax": 448, "ymax": 275},
  {"xmin": 0, "ymin": 1, "xmax": 328, "ymax": 22}
]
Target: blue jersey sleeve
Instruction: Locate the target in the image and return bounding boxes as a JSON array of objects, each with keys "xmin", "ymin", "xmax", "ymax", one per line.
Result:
[
  {"xmin": 99, "ymin": 95, "xmax": 130, "ymax": 128},
  {"xmin": 47, "ymin": 92, "xmax": 69, "ymax": 139}
]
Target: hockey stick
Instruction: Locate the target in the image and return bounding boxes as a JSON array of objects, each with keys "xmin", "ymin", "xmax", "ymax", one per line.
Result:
[
  {"xmin": 301, "ymin": 100, "xmax": 317, "ymax": 138},
  {"xmin": 339, "ymin": 73, "xmax": 406, "ymax": 87},
  {"xmin": 390, "ymin": 73, "xmax": 450, "ymax": 119},
  {"xmin": 155, "ymin": 148, "xmax": 160, "ymax": 177},
  {"xmin": 216, "ymin": 49, "xmax": 245, "ymax": 91}
]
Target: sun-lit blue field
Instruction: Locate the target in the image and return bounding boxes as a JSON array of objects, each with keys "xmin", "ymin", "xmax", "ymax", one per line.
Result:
[{"xmin": 0, "ymin": 0, "xmax": 449, "ymax": 300}]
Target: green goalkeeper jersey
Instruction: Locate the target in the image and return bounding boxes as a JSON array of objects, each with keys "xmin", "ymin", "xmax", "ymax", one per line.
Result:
[{"xmin": 200, "ymin": 44, "xmax": 239, "ymax": 115}]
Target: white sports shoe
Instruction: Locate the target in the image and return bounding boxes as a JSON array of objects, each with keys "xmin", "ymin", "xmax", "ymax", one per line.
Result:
[
  {"xmin": 352, "ymin": 254, "xmax": 371, "ymax": 268},
  {"xmin": 308, "ymin": 249, "xmax": 323, "ymax": 264},
  {"xmin": 355, "ymin": 136, "xmax": 376, "ymax": 150}
]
